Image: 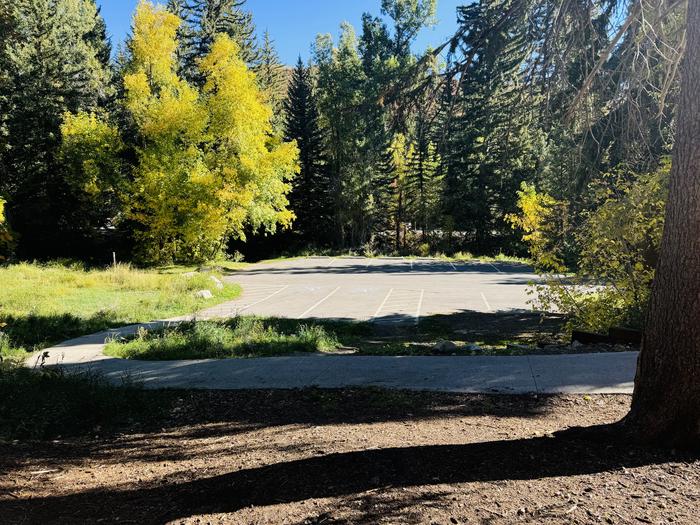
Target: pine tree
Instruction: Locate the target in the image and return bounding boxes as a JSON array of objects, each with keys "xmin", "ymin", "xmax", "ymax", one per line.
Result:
[
  {"xmin": 314, "ymin": 24, "xmax": 375, "ymax": 247},
  {"xmin": 0, "ymin": 0, "xmax": 114, "ymax": 257},
  {"xmin": 256, "ymin": 31, "xmax": 286, "ymax": 133},
  {"xmin": 284, "ymin": 58, "xmax": 333, "ymax": 245},
  {"xmin": 441, "ymin": 0, "xmax": 540, "ymax": 253},
  {"xmin": 169, "ymin": 0, "xmax": 260, "ymax": 83}
]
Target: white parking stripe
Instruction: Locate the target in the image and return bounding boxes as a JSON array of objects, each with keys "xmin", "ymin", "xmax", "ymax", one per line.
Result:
[
  {"xmin": 372, "ymin": 288, "xmax": 394, "ymax": 319},
  {"xmin": 299, "ymin": 286, "xmax": 341, "ymax": 318},
  {"xmin": 449, "ymin": 261, "xmax": 457, "ymax": 271},
  {"xmin": 488, "ymin": 263, "xmax": 503, "ymax": 273},
  {"xmin": 239, "ymin": 285, "xmax": 289, "ymax": 313},
  {"xmin": 481, "ymin": 292, "xmax": 492, "ymax": 312},
  {"xmin": 326, "ymin": 258, "xmax": 338, "ymax": 267},
  {"xmin": 416, "ymin": 289, "xmax": 425, "ymax": 323}
]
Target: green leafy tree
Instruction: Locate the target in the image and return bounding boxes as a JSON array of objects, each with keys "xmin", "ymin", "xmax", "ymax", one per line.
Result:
[
  {"xmin": 284, "ymin": 58, "xmax": 333, "ymax": 245},
  {"xmin": 0, "ymin": 197, "xmax": 14, "ymax": 262},
  {"xmin": 57, "ymin": 111, "xmax": 125, "ymax": 245},
  {"xmin": 0, "ymin": 0, "xmax": 113, "ymax": 257}
]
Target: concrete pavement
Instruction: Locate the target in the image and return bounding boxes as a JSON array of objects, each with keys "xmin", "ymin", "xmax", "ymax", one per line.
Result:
[{"xmin": 29, "ymin": 323, "xmax": 638, "ymax": 394}]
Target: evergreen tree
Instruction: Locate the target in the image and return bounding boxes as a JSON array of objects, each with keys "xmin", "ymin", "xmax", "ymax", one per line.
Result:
[
  {"xmin": 314, "ymin": 25, "xmax": 374, "ymax": 247},
  {"xmin": 283, "ymin": 58, "xmax": 333, "ymax": 245},
  {"xmin": 441, "ymin": 0, "xmax": 541, "ymax": 253},
  {"xmin": 0, "ymin": 0, "xmax": 114, "ymax": 257},
  {"xmin": 256, "ymin": 31, "xmax": 286, "ymax": 133},
  {"xmin": 169, "ymin": 0, "xmax": 260, "ymax": 83}
]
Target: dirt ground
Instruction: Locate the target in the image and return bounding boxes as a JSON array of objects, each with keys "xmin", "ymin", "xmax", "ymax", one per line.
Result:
[{"xmin": 1, "ymin": 390, "xmax": 698, "ymax": 524}]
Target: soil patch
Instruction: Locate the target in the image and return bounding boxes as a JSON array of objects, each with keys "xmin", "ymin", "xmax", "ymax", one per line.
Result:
[{"xmin": 1, "ymin": 390, "xmax": 697, "ymax": 524}]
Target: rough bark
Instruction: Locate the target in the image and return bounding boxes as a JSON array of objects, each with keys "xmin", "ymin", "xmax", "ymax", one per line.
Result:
[{"xmin": 624, "ymin": 0, "xmax": 700, "ymax": 448}]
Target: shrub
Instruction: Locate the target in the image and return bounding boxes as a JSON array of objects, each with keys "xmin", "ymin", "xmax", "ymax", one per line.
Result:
[
  {"xmin": 510, "ymin": 163, "xmax": 669, "ymax": 332},
  {"xmin": 0, "ymin": 197, "xmax": 15, "ymax": 263}
]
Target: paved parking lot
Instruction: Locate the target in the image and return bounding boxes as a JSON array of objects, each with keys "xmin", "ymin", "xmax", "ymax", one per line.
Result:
[{"xmin": 202, "ymin": 256, "xmax": 539, "ymax": 324}]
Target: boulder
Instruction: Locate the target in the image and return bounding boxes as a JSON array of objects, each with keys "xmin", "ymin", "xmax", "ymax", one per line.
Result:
[
  {"xmin": 433, "ymin": 340, "xmax": 458, "ymax": 353},
  {"xmin": 210, "ymin": 276, "xmax": 224, "ymax": 289},
  {"xmin": 194, "ymin": 290, "xmax": 213, "ymax": 299}
]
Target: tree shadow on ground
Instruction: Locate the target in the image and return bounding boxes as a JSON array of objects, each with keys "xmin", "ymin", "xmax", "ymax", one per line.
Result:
[
  {"xmin": 1, "ymin": 431, "xmax": 691, "ymax": 524},
  {"xmin": 230, "ymin": 260, "xmax": 534, "ymax": 277},
  {"xmin": 1, "ymin": 312, "xmax": 129, "ymax": 351}
]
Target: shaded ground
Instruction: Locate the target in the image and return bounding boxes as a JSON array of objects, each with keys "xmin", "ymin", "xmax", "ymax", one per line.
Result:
[{"xmin": 1, "ymin": 390, "xmax": 697, "ymax": 524}]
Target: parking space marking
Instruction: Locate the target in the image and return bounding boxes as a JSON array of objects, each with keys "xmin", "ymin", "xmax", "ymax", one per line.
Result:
[
  {"xmin": 372, "ymin": 288, "xmax": 394, "ymax": 319},
  {"xmin": 326, "ymin": 258, "xmax": 338, "ymax": 267},
  {"xmin": 416, "ymin": 289, "xmax": 425, "ymax": 323},
  {"xmin": 481, "ymin": 292, "xmax": 492, "ymax": 312},
  {"xmin": 488, "ymin": 263, "xmax": 503, "ymax": 273},
  {"xmin": 299, "ymin": 286, "xmax": 341, "ymax": 318},
  {"xmin": 239, "ymin": 285, "xmax": 289, "ymax": 313},
  {"xmin": 449, "ymin": 261, "xmax": 457, "ymax": 271}
]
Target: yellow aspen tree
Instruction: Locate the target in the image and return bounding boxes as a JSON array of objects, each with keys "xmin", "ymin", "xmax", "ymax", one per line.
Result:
[{"xmin": 123, "ymin": 1, "xmax": 298, "ymax": 264}]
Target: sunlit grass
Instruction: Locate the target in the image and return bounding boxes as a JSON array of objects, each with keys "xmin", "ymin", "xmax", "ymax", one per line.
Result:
[
  {"xmin": 0, "ymin": 261, "xmax": 240, "ymax": 356},
  {"xmin": 105, "ymin": 318, "xmax": 341, "ymax": 360}
]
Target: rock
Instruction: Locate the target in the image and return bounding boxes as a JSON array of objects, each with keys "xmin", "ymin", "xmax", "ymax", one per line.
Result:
[
  {"xmin": 466, "ymin": 343, "xmax": 483, "ymax": 352},
  {"xmin": 182, "ymin": 272, "xmax": 198, "ymax": 278},
  {"xmin": 209, "ymin": 276, "xmax": 224, "ymax": 289},
  {"xmin": 433, "ymin": 340, "xmax": 458, "ymax": 353},
  {"xmin": 507, "ymin": 343, "xmax": 532, "ymax": 352},
  {"xmin": 194, "ymin": 290, "xmax": 213, "ymax": 299}
]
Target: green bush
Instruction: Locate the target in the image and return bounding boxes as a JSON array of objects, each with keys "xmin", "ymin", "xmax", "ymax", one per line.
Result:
[
  {"xmin": 513, "ymin": 163, "xmax": 669, "ymax": 333},
  {"xmin": 0, "ymin": 197, "xmax": 15, "ymax": 263}
]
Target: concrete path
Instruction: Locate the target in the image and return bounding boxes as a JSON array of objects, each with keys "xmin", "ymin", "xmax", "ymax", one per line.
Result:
[{"xmin": 29, "ymin": 323, "xmax": 638, "ymax": 394}]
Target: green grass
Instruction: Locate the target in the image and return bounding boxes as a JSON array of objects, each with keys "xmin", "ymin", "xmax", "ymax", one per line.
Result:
[
  {"xmin": 0, "ymin": 261, "xmax": 241, "ymax": 357},
  {"xmin": 103, "ymin": 315, "xmax": 557, "ymax": 360},
  {"xmin": 105, "ymin": 318, "xmax": 343, "ymax": 360},
  {"xmin": 433, "ymin": 251, "xmax": 531, "ymax": 265},
  {"xmin": 0, "ymin": 363, "xmax": 173, "ymax": 440}
]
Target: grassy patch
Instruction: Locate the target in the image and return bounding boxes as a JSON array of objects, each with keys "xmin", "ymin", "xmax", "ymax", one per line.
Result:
[
  {"xmin": 105, "ymin": 318, "xmax": 343, "ymax": 360},
  {"xmin": 0, "ymin": 363, "xmax": 173, "ymax": 440},
  {"xmin": 0, "ymin": 261, "xmax": 240, "ymax": 357},
  {"xmin": 103, "ymin": 315, "xmax": 566, "ymax": 360}
]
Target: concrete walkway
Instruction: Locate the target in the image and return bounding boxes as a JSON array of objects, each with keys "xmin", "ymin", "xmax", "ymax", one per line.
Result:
[{"xmin": 28, "ymin": 323, "xmax": 638, "ymax": 394}]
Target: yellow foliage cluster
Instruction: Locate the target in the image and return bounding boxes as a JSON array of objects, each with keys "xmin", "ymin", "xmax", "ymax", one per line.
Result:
[
  {"xmin": 120, "ymin": 1, "xmax": 298, "ymax": 264},
  {"xmin": 0, "ymin": 198, "xmax": 14, "ymax": 262},
  {"xmin": 506, "ymin": 182, "xmax": 566, "ymax": 273},
  {"xmin": 59, "ymin": 111, "xmax": 124, "ymax": 196}
]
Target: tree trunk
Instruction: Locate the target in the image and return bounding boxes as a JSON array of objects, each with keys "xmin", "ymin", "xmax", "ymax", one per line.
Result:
[{"xmin": 624, "ymin": 0, "xmax": 700, "ymax": 448}]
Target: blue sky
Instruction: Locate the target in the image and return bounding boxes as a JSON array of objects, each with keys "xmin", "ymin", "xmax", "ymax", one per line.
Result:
[{"xmin": 96, "ymin": 0, "xmax": 463, "ymax": 65}]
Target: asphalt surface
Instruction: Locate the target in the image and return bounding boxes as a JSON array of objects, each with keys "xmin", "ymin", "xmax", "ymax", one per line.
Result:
[{"xmin": 201, "ymin": 256, "xmax": 538, "ymax": 324}]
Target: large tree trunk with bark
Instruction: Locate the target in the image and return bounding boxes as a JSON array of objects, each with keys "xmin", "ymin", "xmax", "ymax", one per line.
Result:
[{"xmin": 624, "ymin": 0, "xmax": 700, "ymax": 448}]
